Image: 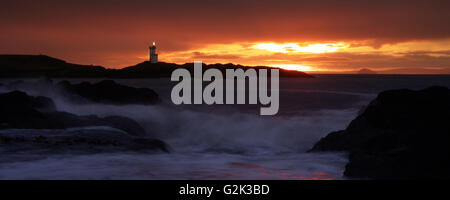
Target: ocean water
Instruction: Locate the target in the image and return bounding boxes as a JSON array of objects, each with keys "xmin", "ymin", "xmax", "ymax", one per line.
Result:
[{"xmin": 1, "ymin": 74, "xmax": 450, "ymax": 179}]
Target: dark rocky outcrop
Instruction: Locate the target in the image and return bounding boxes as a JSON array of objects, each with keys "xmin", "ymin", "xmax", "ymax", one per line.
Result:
[
  {"xmin": 310, "ymin": 86, "xmax": 450, "ymax": 179},
  {"xmin": 0, "ymin": 90, "xmax": 168, "ymax": 153},
  {"xmin": 0, "ymin": 54, "xmax": 314, "ymax": 78},
  {"xmin": 0, "ymin": 128, "xmax": 168, "ymax": 154},
  {"xmin": 57, "ymin": 80, "xmax": 160, "ymax": 105}
]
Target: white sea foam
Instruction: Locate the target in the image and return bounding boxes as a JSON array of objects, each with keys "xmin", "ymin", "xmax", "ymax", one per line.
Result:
[{"xmin": 0, "ymin": 78, "xmax": 369, "ymax": 179}]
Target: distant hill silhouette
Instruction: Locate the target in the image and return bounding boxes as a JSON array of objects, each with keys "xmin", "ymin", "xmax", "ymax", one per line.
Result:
[
  {"xmin": 357, "ymin": 68, "xmax": 377, "ymax": 74},
  {"xmin": 0, "ymin": 54, "xmax": 313, "ymax": 78}
]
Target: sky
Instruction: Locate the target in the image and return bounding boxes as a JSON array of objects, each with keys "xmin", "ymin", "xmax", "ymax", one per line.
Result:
[{"xmin": 1, "ymin": 0, "xmax": 450, "ymax": 73}]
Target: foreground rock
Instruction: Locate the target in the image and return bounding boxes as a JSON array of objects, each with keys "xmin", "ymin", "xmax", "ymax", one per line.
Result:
[
  {"xmin": 0, "ymin": 90, "xmax": 168, "ymax": 154},
  {"xmin": 57, "ymin": 80, "xmax": 160, "ymax": 105},
  {"xmin": 310, "ymin": 86, "xmax": 450, "ymax": 179},
  {"xmin": 0, "ymin": 128, "xmax": 168, "ymax": 154}
]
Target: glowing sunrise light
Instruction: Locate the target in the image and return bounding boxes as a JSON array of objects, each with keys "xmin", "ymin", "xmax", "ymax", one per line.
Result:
[
  {"xmin": 267, "ymin": 64, "xmax": 314, "ymax": 71},
  {"xmin": 252, "ymin": 42, "xmax": 348, "ymax": 53}
]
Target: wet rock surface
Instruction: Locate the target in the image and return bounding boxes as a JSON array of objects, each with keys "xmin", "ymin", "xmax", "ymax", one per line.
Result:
[{"xmin": 0, "ymin": 90, "xmax": 168, "ymax": 155}]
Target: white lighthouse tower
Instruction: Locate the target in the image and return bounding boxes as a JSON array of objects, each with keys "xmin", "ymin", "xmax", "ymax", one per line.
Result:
[{"xmin": 149, "ymin": 42, "xmax": 158, "ymax": 63}]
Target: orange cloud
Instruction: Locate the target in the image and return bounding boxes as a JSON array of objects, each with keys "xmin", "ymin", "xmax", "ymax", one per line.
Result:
[{"xmin": 159, "ymin": 40, "xmax": 450, "ymax": 73}]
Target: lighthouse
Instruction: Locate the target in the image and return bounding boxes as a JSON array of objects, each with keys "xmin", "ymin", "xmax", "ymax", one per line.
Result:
[{"xmin": 149, "ymin": 42, "xmax": 158, "ymax": 63}]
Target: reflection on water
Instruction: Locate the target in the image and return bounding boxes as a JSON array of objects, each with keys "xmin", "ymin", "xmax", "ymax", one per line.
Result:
[{"xmin": 0, "ymin": 152, "xmax": 347, "ymax": 180}]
